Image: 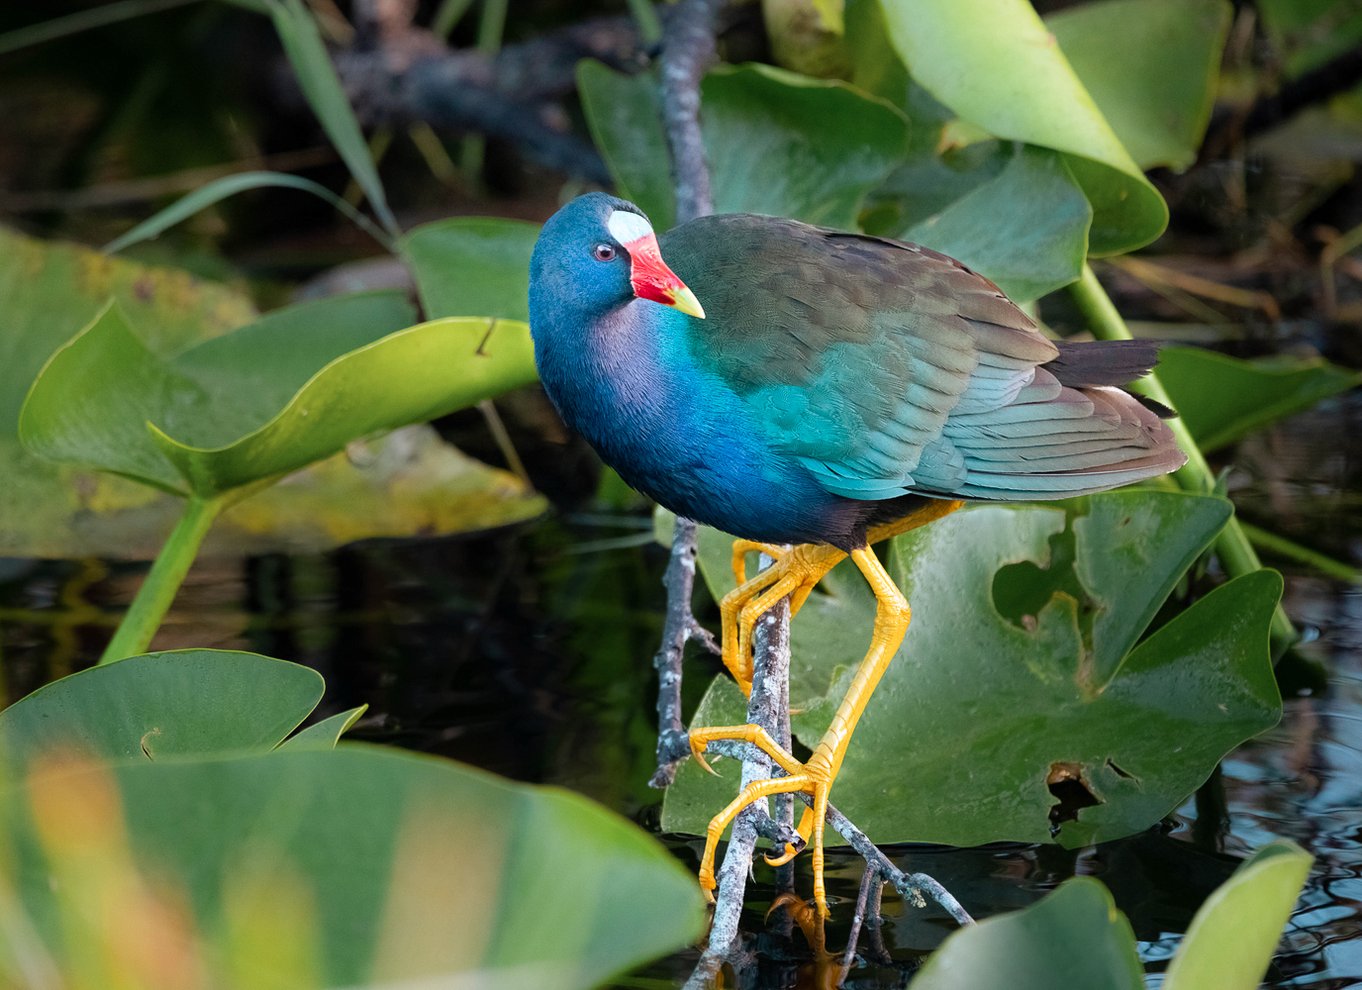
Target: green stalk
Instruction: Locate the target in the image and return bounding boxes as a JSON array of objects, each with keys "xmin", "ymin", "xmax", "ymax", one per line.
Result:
[
  {"xmin": 1239, "ymin": 521, "xmax": 1362, "ymax": 584},
  {"xmin": 626, "ymin": 0, "xmax": 664, "ymax": 46},
  {"xmin": 99, "ymin": 494, "xmax": 224, "ymax": 665},
  {"xmin": 458, "ymin": 0, "xmax": 509, "ymax": 179},
  {"xmin": 1070, "ymin": 263, "xmax": 1298, "ymax": 655}
]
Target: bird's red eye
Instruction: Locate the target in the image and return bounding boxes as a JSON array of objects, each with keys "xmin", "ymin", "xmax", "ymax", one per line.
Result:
[{"xmin": 593, "ymin": 243, "xmax": 617, "ymax": 262}]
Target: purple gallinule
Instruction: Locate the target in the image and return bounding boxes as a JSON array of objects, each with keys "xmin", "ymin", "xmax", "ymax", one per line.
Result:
[{"xmin": 528, "ymin": 192, "xmax": 1185, "ymax": 914}]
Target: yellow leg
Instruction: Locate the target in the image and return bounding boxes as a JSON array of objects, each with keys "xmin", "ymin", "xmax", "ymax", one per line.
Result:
[{"xmin": 695, "ymin": 500, "xmax": 964, "ymax": 915}]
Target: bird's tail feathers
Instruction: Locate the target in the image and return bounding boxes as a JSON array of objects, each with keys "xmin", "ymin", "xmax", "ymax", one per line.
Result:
[{"xmin": 937, "ymin": 382, "xmax": 1187, "ymax": 501}]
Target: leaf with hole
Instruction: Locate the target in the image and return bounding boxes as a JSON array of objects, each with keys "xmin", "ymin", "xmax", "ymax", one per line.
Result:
[{"xmin": 665, "ymin": 492, "xmax": 1282, "ymax": 847}]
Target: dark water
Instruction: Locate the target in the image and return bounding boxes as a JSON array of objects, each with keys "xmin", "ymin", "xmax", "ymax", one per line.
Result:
[{"xmin": 1, "ymin": 399, "xmax": 1360, "ymax": 988}]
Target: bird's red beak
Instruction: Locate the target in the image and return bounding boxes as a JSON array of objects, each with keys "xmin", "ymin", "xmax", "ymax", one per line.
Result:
[{"xmin": 622, "ymin": 233, "xmax": 706, "ymax": 319}]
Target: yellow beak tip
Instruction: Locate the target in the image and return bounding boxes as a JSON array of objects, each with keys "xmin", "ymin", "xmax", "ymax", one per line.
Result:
[{"xmin": 672, "ymin": 286, "xmax": 706, "ymax": 320}]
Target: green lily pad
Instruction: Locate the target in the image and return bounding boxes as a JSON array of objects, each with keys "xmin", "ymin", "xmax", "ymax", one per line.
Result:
[
  {"xmin": 579, "ymin": 61, "xmax": 908, "ymax": 230},
  {"xmin": 400, "ymin": 216, "xmax": 539, "ymax": 322},
  {"xmin": 1047, "ymin": 0, "xmax": 1231, "ymax": 172},
  {"xmin": 0, "ymin": 648, "xmax": 704, "ymax": 987},
  {"xmin": 217, "ymin": 425, "xmax": 545, "ymax": 555},
  {"xmin": 0, "ymin": 228, "xmax": 542, "ymax": 558},
  {"xmin": 0, "ymin": 224, "xmax": 256, "ymax": 435},
  {"xmin": 1164, "ymin": 839, "xmax": 1314, "ymax": 990},
  {"xmin": 3, "ymin": 746, "xmax": 706, "ymax": 988},
  {"xmin": 20, "ymin": 299, "xmax": 537, "ymax": 498},
  {"xmin": 0, "ymin": 650, "xmax": 323, "ymax": 768},
  {"xmin": 881, "ymin": 0, "xmax": 1168, "ymax": 254},
  {"xmin": 901, "ymin": 145, "xmax": 1092, "ymax": 301},
  {"xmin": 0, "ymin": 425, "xmax": 543, "ymax": 560},
  {"xmin": 1156, "ymin": 346, "xmax": 1362, "ymax": 453},
  {"xmin": 911, "ymin": 878, "xmax": 1144, "ymax": 990},
  {"xmin": 666, "ymin": 493, "xmax": 1282, "ymax": 847}
]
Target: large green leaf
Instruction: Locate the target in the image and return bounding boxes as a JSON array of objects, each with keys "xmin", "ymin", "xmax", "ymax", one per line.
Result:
[
  {"xmin": 0, "ymin": 225, "xmax": 256, "ymax": 434},
  {"xmin": 0, "ymin": 226, "xmax": 541, "ymax": 557},
  {"xmin": 0, "ymin": 650, "xmax": 704, "ymax": 986},
  {"xmin": 699, "ymin": 63, "xmax": 909, "ymax": 227},
  {"xmin": 665, "ymin": 493, "xmax": 1282, "ymax": 846},
  {"xmin": 1157, "ymin": 346, "xmax": 1362, "ymax": 452},
  {"xmin": 0, "ymin": 650, "xmax": 322, "ymax": 768},
  {"xmin": 3, "ymin": 747, "xmax": 705, "ymax": 988},
  {"xmin": 880, "ymin": 0, "xmax": 1168, "ymax": 254},
  {"xmin": 901, "ymin": 145, "xmax": 1092, "ymax": 302},
  {"xmin": 20, "ymin": 298, "xmax": 538, "ymax": 498},
  {"xmin": 1047, "ymin": 0, "xmax": 1231, "ymax": 172},
  {"xmin": 911, "ymin": 878, "xmax": 1144, "ymax": 990},
  {"xmin": 1163, "ymin": 840, "xmax": 1314, "ymax": 990},
  {"xmin": 579, "ymin": 61, "xmax": 908, "ymax": 230},
  {"xmin": 400, "ymin": 216, "xmax": 539, "ymax": 322}
]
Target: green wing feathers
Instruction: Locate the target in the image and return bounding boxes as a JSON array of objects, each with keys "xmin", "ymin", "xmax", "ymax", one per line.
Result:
[{"xmin": 664, "ymin": 215, "xmax": 1185, "ymax": 504}]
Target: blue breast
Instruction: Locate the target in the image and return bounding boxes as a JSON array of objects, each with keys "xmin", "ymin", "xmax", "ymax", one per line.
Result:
[{"xmin": 531, "ymin": 298, "xmax": 852, "ymax": 545}]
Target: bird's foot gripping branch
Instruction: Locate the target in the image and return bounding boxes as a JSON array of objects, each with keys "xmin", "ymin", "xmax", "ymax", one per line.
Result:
[{"xmin": 689, "ymin": 500, "xmax": 965, "ymax": 917}]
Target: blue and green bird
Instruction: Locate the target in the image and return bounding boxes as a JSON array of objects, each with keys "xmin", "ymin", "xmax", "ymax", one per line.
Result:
[{"xmin": 529, "ymin": 192, "xmax": 1185, "ymax": 914}]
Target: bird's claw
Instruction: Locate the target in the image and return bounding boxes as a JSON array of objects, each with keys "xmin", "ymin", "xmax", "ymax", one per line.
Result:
[
  {"xmin": 689, "ymin": 736, "xmax": 721, "ymax": 777},
  {"xmin": 719, "ymin": 542, "xmax": 844, "ymax": 695},
  {"xmin": 688, "ymin": 725, "xmax": 836, "ymax": 915}
]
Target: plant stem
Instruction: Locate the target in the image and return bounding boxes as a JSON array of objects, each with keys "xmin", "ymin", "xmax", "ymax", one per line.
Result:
[
  {"xmin": 1070, "ymin": 263, "xmax": 1297, "ymax": 655},
  {"xmin": 98, "ymin": 494, "xmax": 223, "ymax": 665},
  {"xmin": 626, "ymin": 0, "xmax": 663, "ymax": 47},
  {"xmin": 1240, "ymin": 520, "xmax": 1362, "ymax": 584}
]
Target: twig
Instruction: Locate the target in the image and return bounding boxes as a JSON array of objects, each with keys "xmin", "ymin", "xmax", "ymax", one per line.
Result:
[
  {"xmin": 659, "ymin": 0, "xmax": 720, "ymax": 222},
  {"xmin": 650, "ymin": 0, "xmax": 972, "ymax": 965},
  {"xmin": 839, "ymin": 866, "xmax": 880, "ymax": 986},
  {"xmin": 650, "ymin": 516, "xmax": 707, "ymax": 788},
  {"xmin": 822, "ymin": 802, "xmax": 974, "ymax": 927},
  {"xmin": 701, "ymin": 597, "xmax": 792, "ymax": 958},
  {"xmin": 649, "ymin": 0, "xmax": 725, "ymax": 790}
]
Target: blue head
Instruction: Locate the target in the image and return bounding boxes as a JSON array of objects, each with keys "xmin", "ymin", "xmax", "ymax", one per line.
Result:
[{"xmin": 528, "ymin": 193, "xmax": 704, "ymax": 351}]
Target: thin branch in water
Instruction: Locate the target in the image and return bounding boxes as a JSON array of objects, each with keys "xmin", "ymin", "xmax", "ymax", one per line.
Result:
[{"xmin": 839, "ymin": 866, "xmax": 881, "ymax": 987}]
